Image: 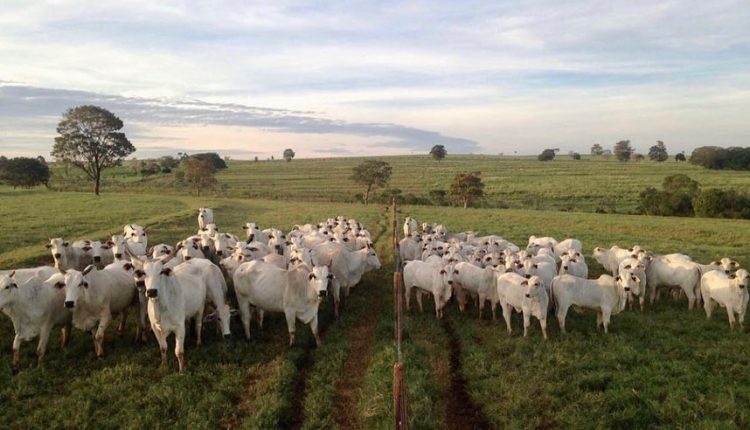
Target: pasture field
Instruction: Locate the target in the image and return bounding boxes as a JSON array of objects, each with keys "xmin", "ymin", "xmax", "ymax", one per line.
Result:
[
  {"xmin": 48, "ymin": 154, "xmax": 750, "ymax": 213},
  {"xmin": 1, "ymin": 188, "xmax": 750, "ymax": 428}
]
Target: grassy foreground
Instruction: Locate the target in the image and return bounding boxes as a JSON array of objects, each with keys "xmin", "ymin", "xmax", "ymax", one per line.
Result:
[{"xmin": 1, "ymin": 189, "xmax": 750, "ymax": 428}]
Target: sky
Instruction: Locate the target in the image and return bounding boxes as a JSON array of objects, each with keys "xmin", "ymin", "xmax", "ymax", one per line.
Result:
[{"xmin": 0, "ymin": 0, "xmax": 749, "ymax": 159}]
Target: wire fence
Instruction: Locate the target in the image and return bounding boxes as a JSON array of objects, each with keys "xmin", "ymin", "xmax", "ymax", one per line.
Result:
[{"xmin": 391, "ymin": 200, "xmax": 408, "ymax": 430}]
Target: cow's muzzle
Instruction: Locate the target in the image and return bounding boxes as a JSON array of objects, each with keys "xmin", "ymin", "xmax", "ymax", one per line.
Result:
[
  {"xmin": 525, "ymin": 294, "xmax": 531, "ymax": 298},
  {"xmin": 624, "ymin": 287, "xmax": 631, "ymax": 292},
  {"xmin": 94, "ymin": 256, "xmax": 102, "ymax": 262},
  {"xmin": 64, "ymin": 301, "xmax": 75, "ymax": 308},
  {"xmin": 115, "ymin": 253, "xmax": 122, "ymax": 259},
  {"xmin": 146, "ymin": 289, "xmax": 158, "ymax": 298},
  {"xmin": 136, "ymin": 280, "xmax": 146, "ymax": 289},
  {"xmin": 54, "ymin": 253, "xmax": 62, "ymax": 258},
  {"xmin": 318, "ymin": 290, "xmax": 328, "ymax": 298}
]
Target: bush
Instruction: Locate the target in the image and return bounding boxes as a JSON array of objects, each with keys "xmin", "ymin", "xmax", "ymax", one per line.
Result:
[
  {"xmin": 429, "ymin": 189, "xmax": 449, "ymax": 206},
  {"xmin": 638, "ymin": 175, "xmax": 699, "ymax": 217},
  {"xmin": 689, "ymin": 146, "xmax": 750, "ymax": 170},
  {"xmin": 187, "ymin": 152, "xmax": 228, "ymax": 169},
  {"xmin": 0, "ymin": 156, "xmax": 50, "ymax": 188},
  {"xmin": 694, "ymin": 189, "xmax": 750, "ymax": 219},
  {"xmin": 537, "ymin": 149, "xmax": 556, "ymax": 161}
]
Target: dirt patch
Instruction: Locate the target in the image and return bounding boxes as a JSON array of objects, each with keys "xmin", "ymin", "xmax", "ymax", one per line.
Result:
[
  {"xmin": 334, "ymin": 290, "xmax": 384, "ymax": 429},
  {"xmin": 442, "ymin": 320, "xmax": 493, "ymax": 430},
  {"xmin": 288, "ymin": 349, "xmax": 314, "ymax": 430}
]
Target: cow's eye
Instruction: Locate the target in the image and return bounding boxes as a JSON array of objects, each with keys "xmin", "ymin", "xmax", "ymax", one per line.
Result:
[{"xmin": 131, "ymin": 233, "xmax": 136, "ymax": 237}]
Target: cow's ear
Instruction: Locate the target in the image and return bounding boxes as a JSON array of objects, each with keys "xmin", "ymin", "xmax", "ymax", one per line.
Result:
[
  {"xmin": 161, "ymin": 268, "xmax": 172, "ymax": 276},
  {"xmin": 134, "ymin": 269, "xmax": 145, "ymax": 278},
  {"xmin": 123, "ymin": 263, "xmax": 134, "ymax": 271},
  {"xmin": 439, "ymin": 270, "xmax": 446, "ymax": 275},
  {"xmin": 82, "ymin": 246, "xmax": 92, "ymax": 252},
  {"xmin": 8, "ymin": 270, "xmax": 15, "ymax": 278},
  {"xmin": 45, "ymin": 243, "xmax": 53, "ymax": 249},
  {"xmin": 532, "ymin": 264, "xmax": 538, "ymax": 268},
  {"xmin": 453, "ymin": 270, "xmax": 459, "ymax": 275},
  {"xmin": 242, "ymin": 225, "xmax": 248, "ymax": 230},
  {"xmin": 54, "ymin": 281, "xmax": 65, "ymax": 289},
  {"xmin": 729, "ymin": 273, "xmax": 737, "ymax": 279},
  {"xmin": 82, "ymin": 265, "xmax": 94, "ymax": 275},
  {"xmin": 731, "ymin": 261, "xmax": 739, "ymax": 267},
  {"xmin": 63, "ymin": 242, "xmax": 69, "ymax": 247},
  {"xmin": 624, "ymin": 264, "xmax": 631, "ymax": 270},
  {"xmin": 521, "ymin": 280, "xmax": 528, "ymax": 286},
  {"xmin": 327, "ymin": 274, "xmax": 334, "ymax": 280},
  {"xmin": 308, "ymin": 273, "xmax": 317, "ymax": 280},
  {"xmin": 711, "ymin": 261, "xmax": 720, "ymax": 265}
]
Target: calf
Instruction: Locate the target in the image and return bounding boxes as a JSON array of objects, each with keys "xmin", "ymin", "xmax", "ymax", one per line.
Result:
[{"xmin": 701, "ymin": 269, "xmax": 750, "ymax": 329}]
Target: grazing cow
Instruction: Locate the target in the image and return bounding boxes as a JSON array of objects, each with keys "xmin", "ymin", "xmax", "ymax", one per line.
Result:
[
  {"xmin": 62, "ymin": 261, "xmax": 137, "ymax": 357},
  {"xmin": 403, "ymin": 260, "xmax": 453, "ymax": 319},
  {"xmin": 701, "ymin": 269, "xmax": 750, "ymax": 329},
  {"xmin": 551, "ymin": 273, "xmax": 634, "ymax": 333},
  {"xmin": 403, "ymin": 217, "xmax": 418, "ymax": 238},
  {"xmin": 198, "ymin": 207, "xmax": 214, "ymax": 230},
  {"xmin": 123, "ymin": 224, "xmax": 148, "ymax": 256},
  {"xmin": 646, "ymin": 255, "xmax": 702, "ymax": 309},
  {"xmin": 0, "ymin": 272, "xmax": 71, "ymax": 367},
  {"xmin": 451, "ymin": 262, "xmax": 497, "ymax": 319},
  {"xmin": 233, "ymin": 261, "xmax": 331, "ymax": 346},
  {"xmin": 132, "ymin": 258, "xmax": 207, "ymax": 372}
]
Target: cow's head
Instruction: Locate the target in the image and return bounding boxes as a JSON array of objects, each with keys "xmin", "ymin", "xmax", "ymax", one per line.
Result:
[
  {"xmin": 522, "ymin": 275, "xmax": 544, "ymax": 300},
  {"xmin": 63, "ymin": 266, "xmax": 94, "ymax": 308},
  {"xmin": 308, "ymin": 265, "xmax": 331, "ymax": 299}
]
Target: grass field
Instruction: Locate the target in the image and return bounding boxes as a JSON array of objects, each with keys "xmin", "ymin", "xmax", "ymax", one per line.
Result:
[
  {"xmin": 47, "ymin": 154, "xmax": 750, "ymax": 213},
  {"xmin": 1, "ymin": 180, "xmax": 750, "ymax": 428}
]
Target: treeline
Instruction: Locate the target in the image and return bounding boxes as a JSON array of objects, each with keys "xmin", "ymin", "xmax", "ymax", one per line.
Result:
[
  {"xmin": 639, "ymin": 174, "xmax": 750, "ymax": 219},
  {"xmin": 0, "ymin": 156, "xmax": 50, "ymax": 188},
  {"xmin": 689, "ymin": 146, "xmax": 750, "ymax": 170}
]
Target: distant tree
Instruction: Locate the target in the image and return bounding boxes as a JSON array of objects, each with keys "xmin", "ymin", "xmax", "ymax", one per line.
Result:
[
  {"xmin": 189, "ymin": 152, "xmax": 227, "ymax": 169},
  {"xmin": 183, "ymin": 157, "xmax": 217, "ymax": 195},
  {"xmin": 158, "ymin": 156, "xmax": 179, "ymax": 170},
  {"xmin": 537, "ymin": 148, "xmax": 556, "ymax": 161},
  {"xmin": 613, "ymin": 140, "xmax": 634, "ymax": 161},
  {"xmin": 632, "ymin": 153, "xmax": 645, "ymax": 161},
  {"xmin": 675, "ymin": 152, "xmax": 686, "ymax": 162},
  {"xmin": 601, "ymin": 149, "xmax": 612, "ymax": 160},
  {"xmin": 648, "ymin": 140, "xmax": 669, "ymax": 162},
  {"xmin": 569, "ymin": 151, "xmax": 581, "ymax": 160},
  {"xmin": 350, "ymin": 159, "xmax": 392, "ymax": 205},
  {"xmin": 271, "ymin": 155, "xmax": 274, "ymax": 161},
  {"xmin": 430, "ymin": 145, "xmax": 447, "ymax": 161},
  {"xmin": 449, "ymin": 171, "xmax": 485, "ymax": 209},
  {"xmin": 139, "ymin": 161, "xmax": 161, "ymax": 176},
  {"xmin": 177, "ymin": 152, "xmax": 189, "ymax": 161},
  {"xmin": 590, "ymin": 144, "xmax": 604, "ymax": 156},
  {"xmin": 663, "ymin": 174, "xmax": 700, "ymax": 198},
  {"xmin": 429, "ymin": 189, "xmax": 449, "ymax": 206},
  {"xmin": 51, "ymin": 105, "xmax": 135, "ymax": 195},
  {"xmin": 254, "ymin": 156, "xmax": 259, "ymax": 162},
  {"xmin": 0, "ymin": 157, "xmax": 50, "ymax": 188},
  {"xmin": 283, "ymin": 148, "xmax": 296, "ymax": 162}
]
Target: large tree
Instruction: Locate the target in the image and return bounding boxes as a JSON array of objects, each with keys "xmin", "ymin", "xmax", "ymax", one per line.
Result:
[
  {"xmin": 183, "ymin": 157, "xmax": 217, "ymax": 195},
  {"xmin": 449, "ymin": 171, "xmax": 485, "ymax": 209},
  {"xmin": 52, "ymin": 105, "xmax": 134, "ymax": 195},
  {"xmin": 283, "ymin": 148, "xmax": 295, "ymax": 162},
  {"xmin": 430, "ymin": 145, "xmax": 447, "ymax": 161},
  {"xmin": 350, "ymin": 159, "xmax": 392, "ymax": 205},
  {"xmin": 613, "ymin": 140, "xmax": 634, "ymax": 162},
  {"xmin": 590, "ymin": 143, "xmax": 604, "ymax": 156},
  {"xmin": 648, "ymin": 140, "xmax": 668, "ymax": 162}
]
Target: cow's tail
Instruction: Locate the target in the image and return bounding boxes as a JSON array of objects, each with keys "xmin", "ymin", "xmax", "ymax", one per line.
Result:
[
  {"xmin": 549, "ymin": 277, "xmax": 558, "ymax": 312},
  {"xmin": 693, "ymin": 266, "xmax": 703, "ymax": 307}
]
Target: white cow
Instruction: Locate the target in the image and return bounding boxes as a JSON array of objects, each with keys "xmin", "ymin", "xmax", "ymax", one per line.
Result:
[
  {"xmin": 0, "ymin": 266, "xmax": 57, "ymax": 285},
  {"xmin": 242, "ymin": 222, "xmax": 268, "ymax": 244},
  {"xmin": 403, "ymin": 260, "xmax": 453, "ymax": 319},
  {"xmin": 554, "ymin": 238, "xmax": 583, "ymax": 259},
  {"xmin": 62, "ymin": 261, "xmax": 136, "ymax": 357},
  {"xmin": 592, "ymin": 246, "xmax": 639, "ymax": 275},
  {"xmin": 134, "ymin": 258, "xmax": 207, "ymax": 372},
  {"xmin": 149, "ymin": 243, "xmax": 175, "ymax": 259},
  {"xmin": 559, "ymin": 254, "xmax": 589, "ymax": 279},
  {"xmin": 174, "ymin": 258, "xmax": 232, "ymax": 338},
  {"xmin": 496, "ymin": 272, "xmax": 545, "ymax": 337},
  {"xmin": 701, "ymin": 269, "xmax": 750, "ymax": 329},
  {"xmin": 403, "ymin": 217, "xmax": 418, "ymax": 238},
  {"xmin": 0, "ymin": 272, "xmax": 71, "ymax": 367},
  {"xmin": 646, "ymin": 255, "xmax": 702, "ymax": 310},
  {"xmin": 522, "ymin": 276, "xmax": 549, "ymax": 339},
  {"xmin": 233, "ymin": 261, "xmax": 331, "ymax": 346},
  {"xmin": 398, "ymin": 235, "xmax": 421, "ymax": 263},
  {"xmin": 198, "ymin": 207, "xmax": 214, "ymax": 230},
  {"xmin": 451, "ymin": 262, "xmax": 497, "ymax": 319},
  {"xmin": 618, "ymin": 254, "xmax": 650, "ymax": 310},
  {"xmin": 47, "ymin": 238, "xmax": 87, "ymax": 271},
  {"xmin": 551, "ymin": 273, "xmax": 634, "ymax": 333},
  {"xmin": 328, "ymin": 246, "xmax": 381, "ymax": 315},
  {"xmin": 123, "ymin": 224, "xmax": 148, "ymax": 256}
]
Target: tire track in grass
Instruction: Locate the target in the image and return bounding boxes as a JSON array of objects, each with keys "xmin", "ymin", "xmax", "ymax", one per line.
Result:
[{"xmin": 442, "ymin": 319, "xmax": 492, "ymax": 430}]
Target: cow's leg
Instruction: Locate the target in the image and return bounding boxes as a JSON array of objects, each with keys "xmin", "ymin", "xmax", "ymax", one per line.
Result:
[
  {"xmin": 61, "ymin": 322, "xmax": 71, "ymax": 348},
  {"xmin": 457, "ymin": 287, "xmax": 466, "ymax": 312},
  {"xmin": 596, "ymin": 311, "xmax": 603, "ymax": 329},
  {"xmin": 523, "ymin": 311, "xmax": 531, "ymax": 337},
  {"xmin": 153, "ymin": 328, "xmax": 168, "ymax": 368},
  {"xmin": 639, "ymin": 295, "xmax": 645, "ymax": 312},
  {"xmin": 602, "ymin": 309, "xmax": 612, "ymax": 334},
  {"xmin": 557, "ymin": 305, "xmax": 569, "ymax": 334},
  {"xmin": 257, "ymin": 309, "xmax": 265, "ymax": 329},
  {"xmin": 194, "ymin": 310, "xmax": 204, "ymax": 347},
  {"xmin": 726, "ymin": 306, "xmax": 736, "ymax": 330},
  {"xmin": 95, "ymin": 312, "xmax": 111, "ymax": 357},
  {"xmin": 332, "ymin": 279, "xmax": 341, "ymax": 318},
  {"xmin": 539, "ymin": 317, "xmax": 548, "ymax": 340},
  {"xmin": 686, "ymin": 286, "xmax": 696, "ymax": 310},
  {"xmin": 309, "ymin": 316, "xmax": 321, "ymax": 346},
  {"xmin": 239, "ymin": 297, "xmax": 252, "ymax": 340},
  {"xmin": 501, "ymin": 303, "xmax": 512, "ymax": 335},
  {"xmin": 12, "ymin": 335, "xmax": 23, "ymax": 368},
  {"xmin": 478, "ymin": 294, "xmax": 486, "ymax": 319},
  {"xmin": 285, "ymin": 310, "xmax": 297, "ymax": 347},
  {"xmin": 703, "ymin": 296, "xmax": 714, "ymax": 319},
  {"xmin": 117, "ymin": 309, "xmax": 127, "ymax": 335},
  {"xmin": 36, "ymin": 323, "xmax": 53, "ymax": 365},
  {"xmin": 404, "ymin": 286, "xmax": 412, "ymax": 312},
  {"xmin": 175, "ymin": 326, "xmax": 186, "ymax": 373},
  {"xmin": 649, "ymin": 283, "xmax": 657, "ymax": 305},
  {"xmin": 416, "ymin": 290, "xmax": 424, "ymax": 313},
  {"xmin": 491, "ymin": 300, "xmax": 497, "ymax": 321}
]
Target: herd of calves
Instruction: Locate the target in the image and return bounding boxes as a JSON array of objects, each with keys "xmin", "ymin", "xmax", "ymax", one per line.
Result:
[
  {"xmin": 398, "ymin": 217, "xmax": 749, "ymax": 339},
  {"xmin": 0, "ymin": 208, "xmax": 380, "ymax": 372}
]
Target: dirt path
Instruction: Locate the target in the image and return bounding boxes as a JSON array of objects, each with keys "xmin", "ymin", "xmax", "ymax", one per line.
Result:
[
  {"xmin": 333, "ymin": 286, "xmax": 384, "ymax": 429},
  {"xmin": 442, "ymin": 320, "xmax": 492, "ymax": 430}
]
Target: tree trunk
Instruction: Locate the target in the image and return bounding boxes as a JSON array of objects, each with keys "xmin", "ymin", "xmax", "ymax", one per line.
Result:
[
  {"xmin": 463, "ymin": 197, "xmax": 468, "ymax": 209},
  {"xmin": 94, "ymin": 170, "xmax": 101, "ymax": 195},
  {"xmin": 364, "ymin": 185, "xmax": 372, "ymax": 205}
]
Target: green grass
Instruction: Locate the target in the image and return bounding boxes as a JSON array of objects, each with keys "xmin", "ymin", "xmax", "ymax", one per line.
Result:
[
  {"xmin": 45, "ymin": 154, "xmax": 750, "ymax": 213},
  {"xmin": 1, "ymin": 176, "xmax": 750, "ymax": 428}
]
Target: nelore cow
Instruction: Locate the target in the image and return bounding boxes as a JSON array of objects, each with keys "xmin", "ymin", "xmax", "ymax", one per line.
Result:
[
  {"xmin": 551, "ymin": 273, "xmax": 636, "ymax": 333},
  {"xmin": 701, "ymin": 269, "xmax": 750, "ymax": 329},
  {"xmin": 403, "ymin": 260, "xmax": 453, "ymax": 319}
]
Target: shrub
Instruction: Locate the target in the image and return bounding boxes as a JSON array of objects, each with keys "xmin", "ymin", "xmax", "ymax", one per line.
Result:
[{"xmin": 694, "ymin": 188, "xmax": 750, "ymax": 219}]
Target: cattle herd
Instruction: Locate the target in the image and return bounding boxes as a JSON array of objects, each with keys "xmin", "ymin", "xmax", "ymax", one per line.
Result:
[
  {"xmin": 0, "ymin": 208, "xmax": 380, "ymax": 372},
  {"xmin": 399, "ymin": 216, "xmax": 749, "ymax": 339}
]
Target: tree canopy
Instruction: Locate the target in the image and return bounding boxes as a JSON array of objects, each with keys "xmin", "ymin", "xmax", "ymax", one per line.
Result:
[
  {"xmin": 449, "ymin": 171, "xmax": 485, "ymax": 208},
  {"xmin": 283, "ymin": 148, "xmax": 295, "ymax": 162},
  {"xmin": 350, "ymin": 159, "xmax": 392, "ymax": 205},
  {"xmin": 430, "ymin": 145, "xmax": 447, "ymax": 161},
  {"xmin": 590, "ymin": 144, "xmax": 604, "ymax": 156},
  {"xmin": 52, "ymin": 105, "xmax": 135, "ymax": 195},
  {"xmin": 648, "ymin": 140, "xmax": 668, "ymax": 162},
  {"xmin": 537, "ymin": 148, "xmax": 556, "ymax": 161},
  {"xmin": 613, "ymin": 140, "xmax": 634, "ymax": 162},
  {"xmin": 188, "ymin": 152, "xmax": 227, "ymax": 169}
]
